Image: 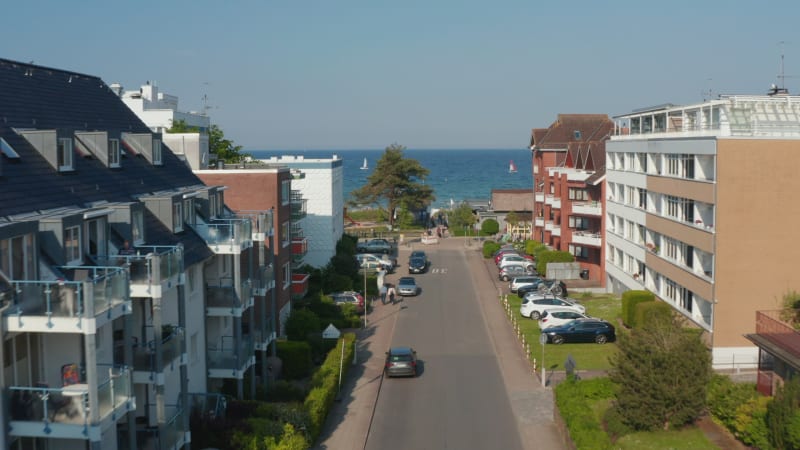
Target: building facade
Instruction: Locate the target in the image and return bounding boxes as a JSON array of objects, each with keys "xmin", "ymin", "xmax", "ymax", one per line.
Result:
[
  {"xmin": 605, "ymin": 93, "xmax": 800, "ymax": 368},
  {"xmin": 530, "ymin": 114, "xmax": 613, "ymax": 284}
]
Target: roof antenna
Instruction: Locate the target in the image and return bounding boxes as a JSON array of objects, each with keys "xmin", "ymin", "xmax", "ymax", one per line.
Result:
[
  {"xmin": 772, "ymin": 41, "xmax": 793, "ymax": 95},
  {"xmin": 701, "ymin": 78, "xmax": 715, "ymax": 101}
]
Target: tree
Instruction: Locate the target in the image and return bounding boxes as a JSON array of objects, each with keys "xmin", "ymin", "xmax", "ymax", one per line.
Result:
[
  {"xmin": 166, "ymin": 120, "xmax": 249, "ymax": 164},
  {"xmin": 505, "ymin": 210, "xmax": 520, "ymax": 227},
  {"xmin": 349, "ymin": 144, "xmax": 434, "ymax": 228},
  {"xmin": 448, "ymin": 201, "xmax": 475, "ymax": 230},
  {"xmin": 481, "ymin": 219, "xmax": 499, "ymax": 235},
  {"xmin": 609, "ymin": 313, "xmax": 711, "ymax": 431}
]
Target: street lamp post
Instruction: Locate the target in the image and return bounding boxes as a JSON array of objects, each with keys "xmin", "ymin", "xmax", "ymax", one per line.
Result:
[
  {"xmin": 363, "ymin": 267, "xmax": 368, "ymax": 328},
  {"xmin": 540, "ymin": 333, "xmax": 547, "ymax": 387}
]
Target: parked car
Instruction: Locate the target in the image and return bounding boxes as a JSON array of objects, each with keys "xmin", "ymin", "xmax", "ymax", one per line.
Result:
[
  {"xmin": 357, "ymin": 238, "xmax": 393, "ymax": 254},
  {"xmin": 356, "ymin": 253, "xmax": 395, "ymax": 271},
  {"xmin": 516, "ymin": 279, "xmax": 568, "ymax": 298},
  {"xmin": 519, "ymin": 295, "xmax": 585, "ymax": 320},
  {"xmin": 493, "ymin": 249, "xmax": 520, "ymax": 264},
  {"xmin": 497, "ymin": 254, "xmax": 534, "ymax": 268},
  {"xmin": 330, "ymin": 291, "xmax": 365, "ymax": 314},
  {"xmin": 397, "ymin": 277, "xmax": 419, "ymax": 296},
  {"xmin": 408, "ymin": 254, "xmax": 428, "ymax": 274},
  {"xmin": 498, "ymin": 260, "xmax": 536, "ymax": 273},
  {"xmin": 357, "ymin": 260, "xmax": 386, "ymax": 274},
  {"xmin": 499, "ymin": 266, "xmax": 535, "ymax": 282},
  {"xmin": 543, "ymin": 318, "xmax": 616, "ymax": 344},
  {"xmin": 538, "ymin": 308, "xmax": 591, "ymax": 329},
  {"xmin": 384, "ymin": 346, "xmax": 418, "ymax": 377},
  {"xmin": 509, "ymin": 276, "xmax": 543, "ymax": 292}
]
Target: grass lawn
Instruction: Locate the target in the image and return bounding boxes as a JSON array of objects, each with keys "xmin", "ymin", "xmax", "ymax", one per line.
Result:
[
  {"xmin": 613, "ymin": 428, "xmax": 718, "ymax": 450},
  {"xmin": 503, "ymin": 293, "xmax": 622, "ymax": 371}
]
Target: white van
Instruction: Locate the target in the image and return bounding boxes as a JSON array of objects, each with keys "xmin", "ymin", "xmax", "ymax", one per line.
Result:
[{"xmin": 356, "ymin": 253, "xmax": 394, "ymax": 272}]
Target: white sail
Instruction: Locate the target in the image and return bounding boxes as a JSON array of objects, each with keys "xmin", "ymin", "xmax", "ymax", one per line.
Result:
[
  {"xmin": 509, "ymin": 160, "xmax": 517, "ymax": 173},
  {"xmin": 361, "ymin": 157, "xmax": 368, "ymax": 170}
]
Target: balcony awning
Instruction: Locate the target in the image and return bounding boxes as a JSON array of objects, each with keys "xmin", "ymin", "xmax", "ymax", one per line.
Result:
[{"xmin": 744, "ymin": 333, "xmax": 800, "ymax": 372}]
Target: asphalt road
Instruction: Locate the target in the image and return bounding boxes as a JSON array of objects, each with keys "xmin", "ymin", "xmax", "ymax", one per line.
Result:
[{"xmin": 365, "ymin": 244, "xmax": 524, "ymax": 450}]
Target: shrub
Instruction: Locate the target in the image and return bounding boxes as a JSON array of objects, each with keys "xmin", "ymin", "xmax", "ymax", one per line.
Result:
[
  {"xmin": 304, "ymin": 333, "xmax": 356, "ymax": 440},
  {"xmin": 733, "ymin": 396, "xmax": 771, "ymax": 449},
  {"xmin": 535, "ymin": 250, "xmax": 573, "ymax": 277},
  {"xmin": 482, "ymin": 240, "xmax": 501, "ymax": 258},
  {"xmin": 264, "ymin": 380, "xmax": 307, "ymax": 402},
  {"xmin": 481, "ymin": 218, "xmax": 499, "ymax": 235},
  {"xmin": 277, "ymin": 341, "xmax": 313, "ymax": 380},
  {"xmin": 620, "ymin": 290, "xmax": 655, "ymax": 327},
  {"xmin": 284, "ymin": 309, "xmax": 321, "ymax": 341},
  {"xmin": 767, "ymin": 376, "xmax": 800, "ymax": 449},
  {"xmin": 525, "ymin": 240, "xmax": 546, "ymax": 257},
  {"xmin": 633, "ymin": 299, "xmax": 672, "ymax": 328},
  {"xmin": 707, "ymin": 374, "xmax": 760, "ymax": 430},
  {"xmin": 555, "ymin": 377, "xmax": 615, "ymax": 449}
]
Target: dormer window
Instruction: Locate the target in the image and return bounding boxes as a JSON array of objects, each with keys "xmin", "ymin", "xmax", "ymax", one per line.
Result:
[
  {"xmin": 173, "ymin": 202, "xmax": 183, "ymax": 232},
  {"xmin": 183, "ymin": 199, "xmax": 194, "ymax": 226},
  {"xmin": 209, "ymin": 193, "xmax": 219, "ymax": 219},
  {"xmin": 84, "ymin": 217, "xmax": 107, "ymax": 257},
  {"xmin": 153, "ymin": 139, "xmax": 163, "ymax": 165},
  {"xmin": 574, "ymin": 130, "xmax": 582, "ymax": 139},
  {"xmin": 108, "ymin": 139, "xmax": 120, "ymax": 168},
  {"xmin": 64, "ymin": 226, "xmax": 82, "ymax": 265},
  {"xmin": 0, "ymin": 233, "xmax": 36, "ymax": 280},
  {"xmin": 57, "ymin": 138, "xmax": 74, "ymax": 172}
]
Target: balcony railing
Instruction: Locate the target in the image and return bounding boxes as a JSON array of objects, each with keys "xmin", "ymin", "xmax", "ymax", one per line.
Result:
[
  {"xmin": 98, "ymin": 245, "xmax": 183, "ymax": 295},
  {"xmin": 4, "ymin": 266, "xmax": 129, "ymax": 331},
  {"xmin": 237, "ymin": 210, "xmax": 274, "ymax": 242},
  {"xmin": 162, "ymin": 404, "xmax": 188, "ymax": 450},
  {"xmin": 290, "ymin": 223, "xmax": 304, "ymax": 239},
  {"xmin": 535, "ymin": 192, "xmax": 544, "ymax": 202},
  {"xmin": 572, "ymin": 231, "xmax": 602, "ymax": 247},
  {"xmin": 8, "ymin": 364, "xmax": 132, "ymax": 433},
  {"xmin": 291, "ymin": 273, "xmax": 310, "ymax": 300},
  {"xmin": 755, "ymin": 310, "xmax": 800, "ymax": 359},
  {"xmin": 292, "ymin": 237, "xmax": 308, "ymax": 263},
  {"xmin": 534, "ymin": 217, "xmax": 544, "ymax": 227},
  {"xmin": 253, "ymin": 320, "xmax": 276, "ymax": 351},
  {"xmin": 572, "ymin": 201, "xmax": 602, "ymax": 216},
  {"xmin": 192, "ymin": 218, "xmax": 253, "ymax": 253},
  {"xmin": 206, "ymin": 278, "xmax": 253, "ymax": 316},
  {"xmin": 207, "ymin": 335, "xmax": 255, "ymax": 376},
  {"xmin": 253, "ymin": 265, "xmax": 275, "ymax": 296},
  {"xmin": 133, "ymin": 326, "xmax": 185, "ymax": 375}
]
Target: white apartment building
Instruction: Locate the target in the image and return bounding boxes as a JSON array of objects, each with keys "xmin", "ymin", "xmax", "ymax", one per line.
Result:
[
  {"xmin": 260, "ymin": 155, "xmax": 345, "ymax": 268},
  {"xmin": 605, "ymin": 90, "xmax": 800, "ymax": 369}
]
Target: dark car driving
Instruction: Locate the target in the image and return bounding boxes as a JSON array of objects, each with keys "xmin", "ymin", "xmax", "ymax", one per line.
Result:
[
  {"xmin": 408, "ymin": 254, "xmax": 428, "ymax": 274},
  {"xmin": 384, "ymin": 346, "xmax": 418, "ymax": 377},
  {"xmin": 543, "ymin": 318, "xmax": 616, "ymax": 344}
]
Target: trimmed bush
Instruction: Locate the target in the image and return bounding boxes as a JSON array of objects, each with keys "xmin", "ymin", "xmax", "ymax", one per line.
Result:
[
  {"xmin": 277, "ymin": 340, "xmax": 313, "ymax": 380},
  {"xmin": 633, "ymin": 299, "xmax": 673, "ymax": 328},
  {"xmin": 483, "ymin": 240, "xmax": 501, "ymax": 258},
  {"xmin": 284, "ymin": 309, "xmax": 321, "ymax": 341},
  {"xmin": 733, "ymin": 396, "xmax": 771, "ymax": 449},
  {"xmin": 620, "ymin": 290, "xmax": 655, "ymax": 327},
  {"xmin": 535, "ymin": 250, "xmax": 573, "ymax": 277},
  {"xmin": 304, "ymin": 333, "xmax": 356, "ymax": 440},
  {"xmin": 481, "ymin": 218, "xmax": 499, "ymax": 235},
  {"xmin": 525, "ymin": 240, "xmax": 546, "ymax": 257},
  {"xmin": 555, "ymin": 377, "xmax": 616, "ymax": 450}
]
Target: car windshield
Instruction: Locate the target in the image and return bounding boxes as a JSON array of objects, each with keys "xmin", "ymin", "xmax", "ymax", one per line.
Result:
[{"xmin": 389, "ymin": 354, "xmax": 412, "ymax": 362}]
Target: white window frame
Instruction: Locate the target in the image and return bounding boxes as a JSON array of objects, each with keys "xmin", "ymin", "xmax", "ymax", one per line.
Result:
[
  {"xmin": 57, "ymin": 138, "xmax": 74, "ymax": 171},
  {"xmin": 108, "ymin": 138, "xmax": 120, "ymax": 168},
  {"xmin": 1, "ymin": 233, "xmax": 36, "ymax": 279},
  {"xmin": 173, "ymin": 202, "xmax": 184, "ymax": 233},
  {"xmin": 65, "ymin": 226, "xmax": 82, "ymax": 265},
  {"xmin": 281, "ymin": 221, "xmax": 290, "ymax": 247},
  {"xmin": 153, "ymin": 138, "xmax": 162, "ymax": 165},
  {"xmin": 281, "ymin": 180, "xmax": 291, "ymax": 205},
  {"xmin": 282, "ymin": 263, "xmax": 291, "ymax": 289},
  {"xmin": 132, "ymin": 210, "xmax": 144, "ymax": 245},
  {"xmin": 84, "ymin": 218, "xmax": 107, "ymax": 257}
]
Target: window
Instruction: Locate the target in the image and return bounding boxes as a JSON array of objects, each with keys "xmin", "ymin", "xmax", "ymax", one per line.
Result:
[
  {"xmin": 281, "ymin": 180, "xmax": 291, "ymax": 205},
  {"xmin": 568, "ymin": 244, "xmax": 589, "ymax": 258},
  {"xmin": 173, "ymin": 202, "xmax": 184, "ymax": 232},
  {"xmin": 666, "ymin": 154, "xmax": 695, "ymax": 178},
  {"xmin": 568, "ymin": 216, "xmax": 589, "ymax": 230},
  {"xmin": 281, "ymin": 221, "xmax": 290, "ymax": 247},
  {"xmin": 84, "ymin": 218, "xmax": 107, "ymax": 257},
  {"xmin": 282, "ymin": 263, "xmax": 291, "ymax": 289},
  {"xmin": 57, "ymin": 138, "xmax": 73, "ymax": 171},
  {"xmin": 626, "ymin": 186, "xmax": 636, "ymax": 206},
  {"xmin": 568, "ymin": 188, "xmax": 588, "ymax": 201},
  {"xmin": 108, "ymin": 139, "xmax": 120, "ymax": 167},
  {"xmin": 153, "ymin": 139, "xmax": 162, "ymax": 165},
  {"xmin": 637, "ymin": 188, "xmax": 647, "ymax": 209},
  {"xmin": 210, "ymin": 193, "xmax": 219, "ymax": 219},
  {"xmin": 665, "ymin": 195, "xmax": 694, "ymax": 222},
  {"xmin": 65, "ymin": 226, "xmax": 81, "ymax": 264},
  {"xmin": 0, "ymin": 233, "xmax": 36, "ymax": 279},
  {"xmin": 132, "ymin": 209, "xmax": 144, "ymax": 245},
  {"xmin": 183, "ymin": 199, "xmax": 194, "ymax": 226},
  {"xmin": 573, "ymin": 130, "xmax": 582, "ymax": 139}
]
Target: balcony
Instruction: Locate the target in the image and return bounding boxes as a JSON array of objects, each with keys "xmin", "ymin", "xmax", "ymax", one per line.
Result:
[
  {"xmin": 3, "ymin": 266, "xmax": 130, "ymax": 333},
  {"xmin": 572, "ymin": 231, "xmax": 602, "ymax": 247},
  {"xmin": 238, "ymin": 209, "xmax": 274, "ymax": 243},
  {"xmin": 291, "ymin": 273, "xmax": 310, "ymax": 300},
  {"xmin": 535, "ymin": 192, "xmax": 544, "ymax": 203},
  {"xmin": 253, "ymin": 319, "xmax": 276, "ymax": 351},
  {"xmin": 544, "ymin": 221, "xmax": 554, "ymax": 231},
  {"xmin": 572, "ymin": 200, "xmax": 602, "ymax": 216},
  {"xmin": 292, "ymin": 237, "xmax": 308, "ymax": 263},
  {"xmin": 551, "ymin": 227, "xmax": 561, "ymax": 237},
  {"xmin": 290, "ymin": 190, "xmax": 307, "ymax": 221},
  {"xmin": 545, "ymin": 195, "xmax": 561, "ymax": 209},
  {"xmin": 206, "ymin": 278, "xmax": 254, "ymax": 317},
  {"xmin": 191, "ymin": 218, "xmax": 253, "ymax": 254},
  {"xmin": 135, "ymin": 404, "xmax": 188, "ymax": 450},
  {"xmin": 132, "ymin": 326, "xmax": 186, "ymax": 385},
  {"xmin": 290, "ymin": 223, "xmax": 304, "ymax": 240},
  {"xmin": 534, "ymin": 217, "xmax": 544, "ymax": 227},
  {"xmin": 253, "ymin": 265, "xmax": 275, "ymax": 296},
  {"xmin": 98, "ymin": 245, "xmax": 183, "ymax": 298},
  {"xmin": 207, "ymin": 335, "xmax": 255, "ymax": 379},
  {"xmin": 8, "ymin": 365, "xmax": 133, "ymax": 441}
]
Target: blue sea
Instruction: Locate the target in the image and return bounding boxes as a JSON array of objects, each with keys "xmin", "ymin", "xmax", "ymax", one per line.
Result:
[{"xmin": 249, "ymin": 149, "xmax": 533, "ymax": 209}]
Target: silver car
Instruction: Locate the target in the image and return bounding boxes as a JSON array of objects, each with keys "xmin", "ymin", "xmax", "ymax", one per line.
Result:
[
  {"xmin": 397, "ymin": 277, "xmax": 419, "ymax": 296},
  {"xmin": 384, "ymin": 347, "xmax": 418, "ymax": 377}
]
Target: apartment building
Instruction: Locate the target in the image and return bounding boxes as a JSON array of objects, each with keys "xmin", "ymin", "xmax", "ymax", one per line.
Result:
[
  {"xmin": 259, "ymin": 155, "xmax": 344, "ymax": 268},
  {"xmin": 605, "ymin": 91, "xmax": 800, "ymax": 369},
  {"xmin": 530, "ymin": 114, "xmax": 614, "ymax": 284},
  {"xmin": 0, "ymin": 59, "xmax": 275, "ymax": 450}
]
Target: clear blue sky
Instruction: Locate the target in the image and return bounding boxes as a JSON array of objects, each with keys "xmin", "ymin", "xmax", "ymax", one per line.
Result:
[{"xmin": 3, "ymin": 1, "xmax": 799, "ymax": 150}]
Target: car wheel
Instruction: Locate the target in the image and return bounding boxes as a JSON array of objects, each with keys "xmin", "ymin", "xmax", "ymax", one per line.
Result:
[
  {"xmin": 595, "ymin": 334, "xmax": 608, "ymax": 344},
  {"xmin": 501, "ymin": 275, "xmax": 509, "ymax": 281},
  {"xmin": 552, "ymin": 335, "xmax": 565, "ymax": 345},
  {"xmin": 552, "ymin": 284, "xmax": 564, "ymax": 296},
  {"xmin": 530, "ymin": 311, "xmax": 541, "ymax": 320}
]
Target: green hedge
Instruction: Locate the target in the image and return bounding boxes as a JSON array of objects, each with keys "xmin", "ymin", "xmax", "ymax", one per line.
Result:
[
  {"xmin": 277, "ymin": 341, "xmax": 313, "ymax": 380},
  {"xmin": 554, "ymin": 377, "xmax": 616, "ymax": 450},
  {"xmin": 483, "ymin": 240, "xmax": 502, "ymax": 258},
  {"xmin": 304, "ymin": 333, "xmax": 356, "ymax": 440},
  {"xmin": 535, "ymin": 250, "xmax": 573, "ymax": 277},
  {"xmin": 525, "ymin": 240, "xmax": 546, "ymax": 257},
  {"xmin": 620, "ymin": 290, "xmax": 655, "ymax": 327},
  {"xmin": 633, "ymin": 299, "xmax": 673, "ymax": 328}
]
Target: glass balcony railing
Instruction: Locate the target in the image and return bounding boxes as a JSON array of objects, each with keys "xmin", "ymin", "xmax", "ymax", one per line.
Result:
[
  {"xmin": 133, "ymin": 326, "xmax": 184, "ymax": 373},
  {"xmin": 207, "ymin": 335, "xmax": 254, "ymax": 372},
  {"xmin": 161, "ymin": 404, "xmax": 187, "ymax": 449},
  {"xmin": 97, "ymin": 245, "xmax": 183, "ymax": 288},
  {"xmin": 192, "ymin": 218, "xmax": 252, "ymax": 249},
  {"xmin": 206, "ymin": 279, "xmax": 253, "ymax": 311},
  {"xmin": 254, "ymin": 265, "xmax": 275, "ymax": 295},
  {"xmin": 5, "ymin": 266, "xmax": 128, "ymax": 321},
  {"xmin": 237, "ymin": 210, "xmax": 275, "ymax": 239},
  {"xmin": 253, "ymin": 320, "xmax": 275, "ymax": 349},
  {"xmin": 8, "ymin": 364, "xmax": 131, "ymax": 426}
]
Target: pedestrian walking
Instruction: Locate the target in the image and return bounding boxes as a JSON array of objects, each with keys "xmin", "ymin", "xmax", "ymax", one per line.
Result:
[
  {"xmin": 386, "ymin": 284, "xmax": 397, "ymax": 305},
  {"xmin": 380, "ymin": 284, "xmax": 388, "ymax": 305}
]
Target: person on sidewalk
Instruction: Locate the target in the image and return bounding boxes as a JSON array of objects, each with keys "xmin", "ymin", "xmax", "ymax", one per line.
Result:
[
  {"xmin": 380, "ymin": 283, "xmax": 388, "ymax": 305},
  {"xmin": 386, "ymin": 284, "xmax": 397, "ymax": 304}
]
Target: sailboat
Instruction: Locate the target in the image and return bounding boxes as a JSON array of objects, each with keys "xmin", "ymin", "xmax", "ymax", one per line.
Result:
[
  {"xmin": 509, "ymin": 160, "xmax": 518, "ymax": 173},
  {"xmin": 360, "ymin": 157, "xmax": 368, "ymax": 170}
]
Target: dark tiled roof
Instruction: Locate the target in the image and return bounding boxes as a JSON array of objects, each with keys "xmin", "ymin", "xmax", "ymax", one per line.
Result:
[
  {"xmin": 530, "ymin": 114, "xmax": 613, "ymax": 172},
  {"xmin": 0, "ymin": 58, "xmax": 212, "ymax": 267}
]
